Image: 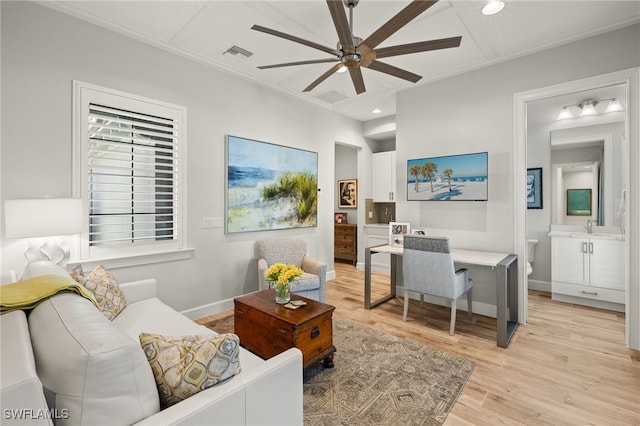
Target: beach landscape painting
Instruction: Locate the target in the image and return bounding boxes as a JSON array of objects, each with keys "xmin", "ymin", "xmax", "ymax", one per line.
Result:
[
  {"xmin": 407, "ymin": 152, "xmax": 488, "ymax": 201},
  {"xmin": 226, "ymin": 135, "xmax": 318, "ymax": 233}
]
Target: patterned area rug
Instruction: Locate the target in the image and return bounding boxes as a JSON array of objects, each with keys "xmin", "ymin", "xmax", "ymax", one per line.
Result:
[{"xmin": 203, "ymin": 316, "xmax": 474, "ymax": 426}]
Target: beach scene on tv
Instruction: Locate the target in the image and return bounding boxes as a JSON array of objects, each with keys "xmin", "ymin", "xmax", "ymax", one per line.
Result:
[
  {"xmin": 407, "ymin": 152, "xmax": 488, "ymax": 201},
  {"xmin": 227, "ymin": 136, "xmax": 318, "ymax": 233}
]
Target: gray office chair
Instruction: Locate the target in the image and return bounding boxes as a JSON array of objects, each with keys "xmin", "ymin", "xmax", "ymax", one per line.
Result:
[
  {"xmin": 256, "ymin": 239, "xmax": 327, "ymax": 302},
  {"xmin": 402, "ymin": 235, "xmax": 472, "ymax": 335}
]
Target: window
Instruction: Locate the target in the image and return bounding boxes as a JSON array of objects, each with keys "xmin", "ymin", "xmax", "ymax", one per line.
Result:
[{"xmin": 73, "ymin": 82, "xmax": 187, "ymax": 264}]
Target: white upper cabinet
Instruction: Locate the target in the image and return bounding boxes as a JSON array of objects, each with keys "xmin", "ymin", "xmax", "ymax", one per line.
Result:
[{"xmin": 372, "ymin": 151, "xmax": 396, "ymax": 202}]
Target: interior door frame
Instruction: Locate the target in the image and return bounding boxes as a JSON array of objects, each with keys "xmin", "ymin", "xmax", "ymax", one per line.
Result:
[{"xmin": 514, "ymin": 68, "xmax": 639, "ymax": 349}]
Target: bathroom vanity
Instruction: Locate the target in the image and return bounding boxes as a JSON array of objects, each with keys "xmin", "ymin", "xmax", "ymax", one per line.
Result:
[{"xmin": 549, "ymin": 227, "xmax": 625, "ymax": 311}]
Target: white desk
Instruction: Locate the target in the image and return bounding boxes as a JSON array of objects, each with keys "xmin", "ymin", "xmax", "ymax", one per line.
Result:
[{"xmin": 364, "ymin": 244, "xmax": 519, "ymax": 348}]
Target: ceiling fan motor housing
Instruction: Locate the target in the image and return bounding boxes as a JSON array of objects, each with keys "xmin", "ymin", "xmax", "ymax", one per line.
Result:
[{"xmin": 341, "ymin": 52, "xmax": 362, "ymax": 67}]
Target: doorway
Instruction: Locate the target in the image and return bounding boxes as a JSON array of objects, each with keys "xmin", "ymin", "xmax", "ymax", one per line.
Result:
[
  {"xmin": 514, "ymin": 68, "xmax": 639, "ymax": 348},
  {"xmin": 334, "ymin": 144, "xmax": 358, "ymax": 265}
]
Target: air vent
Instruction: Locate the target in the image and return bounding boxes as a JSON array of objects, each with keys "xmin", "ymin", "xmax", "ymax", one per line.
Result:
[
  {"xmin": 316, "ymin": 90, "xmax": 349, "ymax": 104},
  {"xmin": 222, "ymin": 45, "xmax": 253, "ymax": 59}
]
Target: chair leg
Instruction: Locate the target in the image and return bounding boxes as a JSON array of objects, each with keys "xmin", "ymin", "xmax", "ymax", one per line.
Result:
[
  {"xmin": 403, "ymin": 290, "xmax": 410, "ymax": 322},
  {"xmin": 467, "ymin": 289, "xmax": 473, "ymax": 319},
  {"xmin": 450, "ymin": 299, "xmax": 457, "ymax": 335}
]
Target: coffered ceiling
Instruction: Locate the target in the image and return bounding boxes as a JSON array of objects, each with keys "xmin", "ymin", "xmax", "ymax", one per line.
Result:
[{"xmin": 40, "ymin": 1, "xmax": 640, "ymax": 121}]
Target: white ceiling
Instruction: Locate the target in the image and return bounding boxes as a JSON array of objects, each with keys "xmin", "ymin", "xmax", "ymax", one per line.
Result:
[{"xmin": 40, "ymin": 0, "xmax": 640, "ymax": 122}]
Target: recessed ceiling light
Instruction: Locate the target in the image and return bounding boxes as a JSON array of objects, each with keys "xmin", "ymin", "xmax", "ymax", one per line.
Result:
[
  {"xmin": 371, "ymin": 108, "xmax": 382, "ymax": 114},
  {"xmin": 482, "ymin": 0, "xmax": 505, "ymax": 16}
]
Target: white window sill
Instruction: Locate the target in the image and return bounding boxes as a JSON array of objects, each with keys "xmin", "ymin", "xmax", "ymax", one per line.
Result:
[{"xmin": 68, "ymin": 248, "xmax": 195, "ymax": 270}]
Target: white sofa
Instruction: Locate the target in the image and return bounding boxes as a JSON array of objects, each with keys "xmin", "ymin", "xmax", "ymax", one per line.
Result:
[{"xmin": 0, "ymin": 264, "xmax": 303, "ymax": 426}]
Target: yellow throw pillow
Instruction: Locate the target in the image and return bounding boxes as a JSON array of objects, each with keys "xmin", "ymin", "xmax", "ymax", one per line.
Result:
[
  {"xmin": 75, "ymin": 265, "xmax": 127, "ymax": 320},
  {"xmin": 139, "ymin": 332, "xmax": 241, "ymax": 409}
]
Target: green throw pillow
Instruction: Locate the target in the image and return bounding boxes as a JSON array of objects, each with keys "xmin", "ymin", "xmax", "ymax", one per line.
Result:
[{"xmin": 139, "ymin": 332, "xmax": 241, "ymax": 409}]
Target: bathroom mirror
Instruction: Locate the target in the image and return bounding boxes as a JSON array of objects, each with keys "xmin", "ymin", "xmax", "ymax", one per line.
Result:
[{"xmin": 547, "ymin": 83, "xmax": 626, "ymax": 228}]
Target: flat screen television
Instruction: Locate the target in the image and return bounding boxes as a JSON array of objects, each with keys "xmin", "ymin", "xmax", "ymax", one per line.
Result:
[{"xmin": 407, "ymin": 152, "xmax": 488, "ymax": 201}]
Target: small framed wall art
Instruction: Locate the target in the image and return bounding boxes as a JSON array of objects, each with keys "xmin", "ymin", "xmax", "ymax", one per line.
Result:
[
  {"xmin": 527, "ymin": 167, "xmax": 543, "ymax": 209},
  {"xmin": 389, "ymin": 222, "xmax": 410, "ymax": 247},
  {"xmin": 338, "ymin": 179, "xmax": 357, "ymax": 208},
  {"xmin": 566, "ymin": 189, "xmax": 592, "ymax": 216},
  {"xmin": 334, "ymin": 212, "xmax": 347, "ymax": 224}
]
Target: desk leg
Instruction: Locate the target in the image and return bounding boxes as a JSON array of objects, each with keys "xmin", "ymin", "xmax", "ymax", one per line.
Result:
[
  {"xmin": 365, "ymin": 247, "xmax": 372, "ymax": 309},
  {"xmin": 364, "ymin": 249, "xmax": 397, "ymax": 309},
  {"xmin": 496, "ymin": 255, "xmax": 519, "ymax": 348}
]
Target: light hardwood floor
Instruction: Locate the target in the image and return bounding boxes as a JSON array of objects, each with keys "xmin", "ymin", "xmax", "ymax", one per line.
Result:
[{"xmin": 199, "ymin": 261, "xmax": 640, "ymax": 425}]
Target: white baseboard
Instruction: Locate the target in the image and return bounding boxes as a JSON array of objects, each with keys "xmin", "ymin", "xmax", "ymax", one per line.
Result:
[
  {"xmin": 528, "ymin": 279, "xmax": 551, "ymax": 292},
  {"xmin": 327, "ymin": 270, "xmax": 336, "ymax": 281},
  {"xmin": 180, "ymin": 297, "xmax": 235, "ymax": 320},
  {"xmin": 552, "ymin": 293, "xmax": 625, "ymax": 312}
]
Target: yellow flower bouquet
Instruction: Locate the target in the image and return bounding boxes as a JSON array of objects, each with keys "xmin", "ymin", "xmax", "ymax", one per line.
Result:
[{"xmin": 264, "ymin": 263, "xmax": 303, "ymax": 304}]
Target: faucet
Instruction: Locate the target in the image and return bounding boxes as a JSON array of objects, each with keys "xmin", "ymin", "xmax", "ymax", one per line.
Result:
[{"xmin": 586, "ymin": 219, "xmax": 593, "ymax": 234}]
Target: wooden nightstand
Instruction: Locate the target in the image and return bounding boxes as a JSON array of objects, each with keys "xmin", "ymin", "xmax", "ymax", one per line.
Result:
[{"xmin": 334, "ymin": 223, "xmax": 357, "ymax": 265}]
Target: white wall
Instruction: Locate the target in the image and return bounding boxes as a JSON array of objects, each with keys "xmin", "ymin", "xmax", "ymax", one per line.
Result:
[
  {"xmin": 0, "ymin": 1, "xmax": 370, "ymax": 315},
  {"xmin": 396, "ymin": 24, "xmax": 639, "ymax": 308}
]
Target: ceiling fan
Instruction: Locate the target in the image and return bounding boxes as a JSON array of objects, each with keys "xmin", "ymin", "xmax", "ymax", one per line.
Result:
[{"xmin": 252, "ymin": 0, "xmax": 462, "ymax": 95}]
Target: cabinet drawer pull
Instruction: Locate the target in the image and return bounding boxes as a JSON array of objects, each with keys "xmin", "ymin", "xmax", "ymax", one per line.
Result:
[
  {"xmin": 278, "ymin": 328, "xmax": 287, "ymax": 334},
  {"xmin": 236, "ymin": 309, "xmax": 245, "ymax": 315},
  {"xmin": 582, "ymin": 242, "xmax": 588, "ymax": 253},
  {"xmin": 310, "ymin": 326, "xmax": 320, "ymax": 339},
  {"xmin": 581, "ymin": 291, "xmax": 598, "ymax": 296},
  {"xmin": 589, "ymin": 242, "xmax": 593, "ymax": 254}
]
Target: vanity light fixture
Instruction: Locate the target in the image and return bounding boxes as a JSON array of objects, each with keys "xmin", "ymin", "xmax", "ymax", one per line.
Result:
[
  {"xmin": 556, "ymin": 97, "xmax": 625, "ymax": 120},
  {"xmin": 482, "ymin": 0, "xmax": 505, "ymax": 16}
]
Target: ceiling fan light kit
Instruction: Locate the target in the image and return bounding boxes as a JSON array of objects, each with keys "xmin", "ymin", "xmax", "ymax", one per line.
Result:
[{"xmin": 252, "ymin": 0, "xmax": 462, "ymax": 95}]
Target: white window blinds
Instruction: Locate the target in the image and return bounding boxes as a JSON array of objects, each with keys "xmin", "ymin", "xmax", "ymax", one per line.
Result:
[{"xmin": 87, "ymin": 103, "xmax": 178, "ymax": 247}]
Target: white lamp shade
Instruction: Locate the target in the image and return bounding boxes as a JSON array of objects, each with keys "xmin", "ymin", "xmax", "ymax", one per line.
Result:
[
  {"xmin": 4, "ymin": 198, "xmax": 83, "ymax": 239},
  {"xmin": 557, "ymin": 107, "xmax": 573, "ymax": 120},
  {"xmin": 579, "ymin": 101, "xmax": 598, "ymax": 116},
  {"xmin": 605, "ymin": 98, "xmax": 624, "ymax": 113}
]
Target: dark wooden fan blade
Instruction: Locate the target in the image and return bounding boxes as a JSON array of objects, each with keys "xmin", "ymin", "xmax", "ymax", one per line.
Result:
[
  {"xmin": 375, "ymin": 36, "xmax": 462, "ymax": 58},
  {"xmin": 362, "ymin": 0, "xmax": 438, "ymax": 50},
  {"xmin": 326, "ymin": 0, "xmax": 354, "ymax": 51},
  {"xmin": 251, "ymin": 24, "xmax": 338, "ymax": 56},
  {"xmin": 348, "ymin": 66, "xmax": 366, "ymax": 94},
  {"xmin": 258, "ymin": 58, "xmax": 339, "ymax": 69},
  {"xmin": 366, "ymin": 60, "xmax": 422, "ymax": 83},
  {"xmin": 303, "ymin": 63, "xmax": 343, "ymax": 92}
]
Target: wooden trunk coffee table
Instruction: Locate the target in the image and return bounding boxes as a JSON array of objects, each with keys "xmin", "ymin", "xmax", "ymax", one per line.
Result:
[{"xmin": 234, "ymin": 289, "xmax": 336, "ymax": 369}]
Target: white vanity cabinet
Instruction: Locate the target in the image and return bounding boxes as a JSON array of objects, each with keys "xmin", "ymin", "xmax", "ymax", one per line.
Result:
[
  {"xmin": 551, "ymin": 233, "xmax": 625, "ymax": 308},
  {"xmin": 372, "ymin": 151, "xmax": 396, "ymax": 202}
]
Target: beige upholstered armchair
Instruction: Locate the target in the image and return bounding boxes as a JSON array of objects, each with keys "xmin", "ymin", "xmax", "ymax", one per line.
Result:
[
  {"xmin": 402, "ymin": 235, "xmax": 473, "ymax": 335},
  {"xmin": 256, "ymin": 239, "xmax": 327, "ymax": 302}
]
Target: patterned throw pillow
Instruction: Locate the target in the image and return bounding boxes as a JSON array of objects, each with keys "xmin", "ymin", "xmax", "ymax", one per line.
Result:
[
  {"xmin": 139, "ymin": 332, "xmax": 241, "ymax": 409},
  {"xmin": 75, "ymin": 265, "xmax": 127, "ymax": 320}
]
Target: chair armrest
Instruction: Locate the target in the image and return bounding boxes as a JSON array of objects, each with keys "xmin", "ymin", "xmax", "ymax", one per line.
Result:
[
  {"xmin": 258, "ymin": 259, "xmax": 269, "ymax": 290},
  {"xmin": 119, "ymin": 279, "xmax": 157, "ymax": 303},
  {"xmin": 301, "ymin": 256, "xmax": 326, "ymax": 278},
  {"xmin": 301, "ymin": 256, "xmax": 327, "ymax": 302}
]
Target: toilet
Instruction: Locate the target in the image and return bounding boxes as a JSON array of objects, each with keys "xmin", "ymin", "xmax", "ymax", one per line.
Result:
[{"xmin": 527, "ymin": 238, "xmax": 538, "ymax": 276}]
